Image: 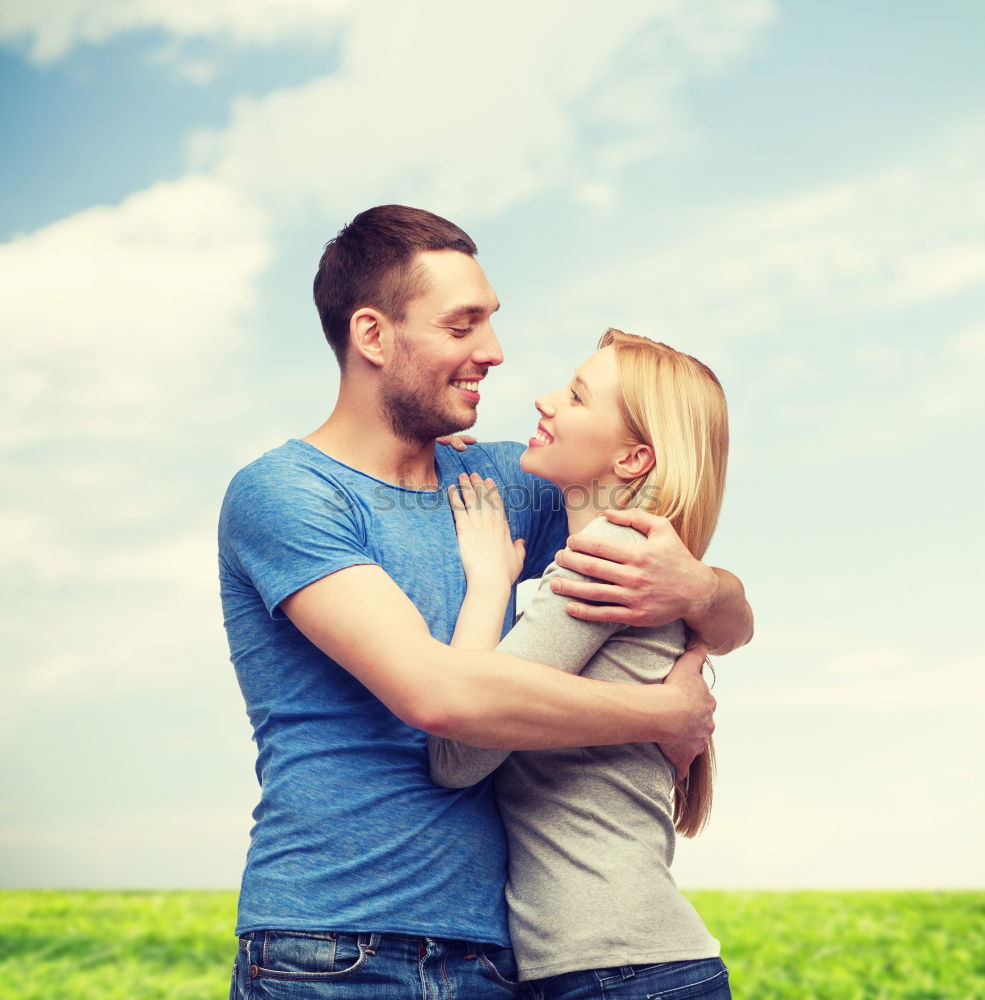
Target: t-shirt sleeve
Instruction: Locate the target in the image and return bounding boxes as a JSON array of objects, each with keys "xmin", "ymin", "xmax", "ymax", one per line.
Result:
[
  {"xmin": 219, "ymin": 458, "xmax": 377, "ymax": 619},
  {"xmin": 427, "ymin": 518, "xmax": 639, "ymax": 788}
]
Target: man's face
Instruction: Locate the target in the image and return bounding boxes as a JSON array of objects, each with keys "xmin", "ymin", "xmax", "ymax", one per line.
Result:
[{"xmin": 380, "ymin": 250, "xmax": 503, "ymax": 443}]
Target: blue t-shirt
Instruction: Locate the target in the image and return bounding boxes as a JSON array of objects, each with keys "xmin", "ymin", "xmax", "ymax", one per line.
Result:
[{"xmin": 219, "ymin": 438, "xmax": 566, "ymax": 943}]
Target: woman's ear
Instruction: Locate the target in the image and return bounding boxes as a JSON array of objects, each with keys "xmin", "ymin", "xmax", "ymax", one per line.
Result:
[
  {"xmin": 349, "ymin": 307, "xmax": 390, "ymax": 368},
  {"xmin": 613, "ymin": 443, "xmax": 654, "ymax": 481}
]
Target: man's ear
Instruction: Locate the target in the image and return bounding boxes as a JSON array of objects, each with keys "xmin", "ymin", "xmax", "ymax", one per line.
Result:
[
  {"xmin": 613, "ymin": 443, "xmax": 654, "ymax": 481},
  {"xmin": 349, "ymin": 307, "xmax": 391, "ymax": 368}
]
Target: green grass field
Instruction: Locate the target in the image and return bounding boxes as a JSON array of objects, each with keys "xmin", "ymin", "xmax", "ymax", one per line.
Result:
[{"xmin": 2, "ymin": 890, "xmax": 982, "ymax": 999}]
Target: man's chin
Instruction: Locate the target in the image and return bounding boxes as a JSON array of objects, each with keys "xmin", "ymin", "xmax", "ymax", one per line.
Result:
[{"xmin": 446, "ymin": 409, "xmax": 478, "ymax": 435}]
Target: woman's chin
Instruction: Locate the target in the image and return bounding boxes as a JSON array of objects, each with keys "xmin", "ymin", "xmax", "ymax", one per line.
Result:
[
  {"xmin": 520, "ymin": 449, "xmax": 551, "ymax": 478},
  {"xmin": 520, "ymin": 451, "xmax": 564, "ymax": 491}
]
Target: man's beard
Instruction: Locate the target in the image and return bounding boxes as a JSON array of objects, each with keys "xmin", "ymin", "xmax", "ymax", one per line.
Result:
[{"xmin": 380, "ymin": 337, "xmax": 476, "ymax": 444}]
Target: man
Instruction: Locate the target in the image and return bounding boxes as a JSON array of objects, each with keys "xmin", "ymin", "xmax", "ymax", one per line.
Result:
[{"xmin": 220, "ymin": 205, "xmax": 752, "ymax": 998}]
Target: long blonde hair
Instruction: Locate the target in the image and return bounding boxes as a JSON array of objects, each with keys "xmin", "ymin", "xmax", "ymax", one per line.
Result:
[{"xmin": 600, "ymin": 328, "xmax": 729, "ymax": 837}]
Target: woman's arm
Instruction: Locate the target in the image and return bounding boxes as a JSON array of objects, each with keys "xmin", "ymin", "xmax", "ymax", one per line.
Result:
[
  {"xmin": 447, "ymin": 473, "xmax": 525, "ymax": 650},
  {"xmin": 427, "ymin": 474, "xmax": 527, "ymax": 786},
  {"xmin": 552, "ymin": 507, "xmax": 753, "ymax": 654},
  {"xmin": 428, "ymin": 504, "xmax": 633, "ymax": 789}
]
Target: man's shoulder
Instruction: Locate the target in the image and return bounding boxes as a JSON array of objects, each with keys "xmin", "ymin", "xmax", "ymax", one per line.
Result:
[
  {"xmin": 458, "ymin": 440, "xmax": 525, "ymax": 474},
  {"xmin": 447, "ymin": 440, "xmax": 542, "ymax": 489},
  {"xmin": 221, "ymin": 440, "xmax": 353, "ymax": 535},
  {"xmin": 226, "ymin": 439, "xmax": 304, "ymax": 492},
  {"xmin": 224, "ymin": 438, "xmax": 355, "ymax": 504}
]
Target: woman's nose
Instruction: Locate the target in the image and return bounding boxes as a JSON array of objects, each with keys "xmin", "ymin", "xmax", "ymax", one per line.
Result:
[{"xmin": 534, "ymin": 394, "xmax": 556, "ymax": 417}]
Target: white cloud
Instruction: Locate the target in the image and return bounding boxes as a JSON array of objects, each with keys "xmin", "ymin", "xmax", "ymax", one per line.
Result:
[
  {"xmin": 147, "ymin": 40, "xmax": 219, "ymax": 85},
  {"xmin": 888, "ymin": 243, "xmax": 985, "ymax": 303},
  {"xmin": 0, "ymin": 0, "xmax": 350, "ymax": 63},
  {"xmin": 676, "ymin": 780, "xmax": 985, "ymax": 888},
  {"xmin": 481, "ymin": 116, "xmax": 985, "ymax": 466},
  {"xmin": 0, "ymin": 805, "xmax": 253, "ymax": 887},
  {"xmin": 0, "ymin": 174, "xmax": 271, "ymax": 448},
  {"xmin": 553, "ymin": 121, "xmax": 985, "ymax": 347},
  {"xmin": 3, "ymin": 556, "xmax": 228, "ymax": 702},
  {"xmin": 0, "ymin": 507, "xmax": 217, "ymax": 595},
  {"xmin": 731, "ymin": 653, "xmax": 985, "ymax": 714},
  {"xmin": 821, "ymin": 646, "xmax": 920, "ymax": 678},
  {"xmin": 711, "ymin": 631, "xmax": 985, "ymax": 715},
  {"xmin": 0, "ymin": 175, "xmax": 272, "ymax": 724},
  {"xmin": 186, "ymin": 0, "xmax": 776, "ymax": 221},
  {"xmin": 920, "ymin": 323, "xmax": 985, "ymax": 422}
]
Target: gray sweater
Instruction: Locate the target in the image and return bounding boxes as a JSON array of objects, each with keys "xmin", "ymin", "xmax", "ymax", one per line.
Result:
[{"xmin": 428, "ymin": 517, "xmax": 719, "ymax": 981}]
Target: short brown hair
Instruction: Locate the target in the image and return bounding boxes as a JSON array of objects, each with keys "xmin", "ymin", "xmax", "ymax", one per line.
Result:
[{"xmin": 313, "ymin": 205, "xmax": 478, "ymax": 369}]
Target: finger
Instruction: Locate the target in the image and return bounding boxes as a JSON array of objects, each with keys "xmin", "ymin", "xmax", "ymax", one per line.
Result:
[
  {"xmin": 451, "ymin": 438, "xmax": 467, "ymax": 451},
  {"xmin": 458, "ymin": 473, "xmax": 477, "ymax": 507},
  {"xmin": 447, "ymin": 483, "xmax": 466, "ymax": 509},
  {"xmin": 665, "ymin": 646, "xmax": 710, "ymax": 677},
  {"xmin": 561, "ymin": 600, "xmax": 637, "ymax": 624},
  {"xmin": 482, "ymin": 476, "xmax": 506, "ymax": 516},
  {"xmin": 550, "ymin": 573, "xmax": 632, "ymax": 604},
  {"xmin": 565, "ymin": 530, "xmax": 642, "ymax": 563},
  {"xmin": 666, "ymin": 745, "xmax": 704, "ymax": 780},
  {"xmin": 554, "ymin": 545, "xmax": 637, "ymax": 586},
  {"xmin": 514, "ymin": 538, "xmax": 526, "ymax": 561},
  {"xmin": 447, "ymin": 485, "xmax": 468, "ymax": 526},
  {"xmin": 465, "ymin": 474, "xmax": 495, "ymax": 523},
  {"xmin": 467, "ymin": 473, "xmax": 489, "ymax": 514},
  {"xmin": 604, "ymin": 507, "xmax": 667, "ymax": 535}
]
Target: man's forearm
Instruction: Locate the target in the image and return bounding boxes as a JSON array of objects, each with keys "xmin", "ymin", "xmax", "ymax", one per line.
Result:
[
  {"xmin": 283, "ymin": 564, "xmax": 714, "ymax": 754},
  {"xmin": 415, "ymin": 641, "xmax": 710, "ymax": 750},
  {"xmin": 683, "ymin": 567, "xmax": 753, "ymax": 655}
]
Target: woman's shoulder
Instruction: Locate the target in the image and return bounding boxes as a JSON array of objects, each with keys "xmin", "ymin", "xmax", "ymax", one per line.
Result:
[{"xmin": 577, "ymin": 513, "xmax": 647, "ymax": 546}]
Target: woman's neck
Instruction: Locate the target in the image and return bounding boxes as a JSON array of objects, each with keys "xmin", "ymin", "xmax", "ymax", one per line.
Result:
[{"xmin": 563, "ymin": 478, "xmax": 624, "ymax": 533}]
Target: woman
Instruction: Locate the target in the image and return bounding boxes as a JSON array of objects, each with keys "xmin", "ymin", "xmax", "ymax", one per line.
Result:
[{"xmin": 428, "ymin": 328, "xmax": 731, "ymax": 1000}]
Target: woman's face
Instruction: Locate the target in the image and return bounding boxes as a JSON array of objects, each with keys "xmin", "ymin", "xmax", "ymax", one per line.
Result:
[{"xmin": 519, "ymin": 345, "xmax": 631, "ymax": 494}]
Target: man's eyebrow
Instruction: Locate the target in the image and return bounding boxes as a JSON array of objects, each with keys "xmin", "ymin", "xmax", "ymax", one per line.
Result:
[{"xmin": 437, "ymin": 301, "xmax": 501, "ymax": 322}]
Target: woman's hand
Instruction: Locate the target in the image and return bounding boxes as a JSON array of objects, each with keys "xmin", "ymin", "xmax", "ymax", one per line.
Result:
[{"xmin": 448, "ymin": 473, "xmax": 525, "ymax": 593}]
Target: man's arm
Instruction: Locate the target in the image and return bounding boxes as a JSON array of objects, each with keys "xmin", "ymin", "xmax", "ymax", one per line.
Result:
[
  {"xmin": 551, "ymin": 508, "xmax": 753, "ymax": 655},
  {"xmin": 281, "ymin": 562, "xmax": 714, "ymax": 753}
]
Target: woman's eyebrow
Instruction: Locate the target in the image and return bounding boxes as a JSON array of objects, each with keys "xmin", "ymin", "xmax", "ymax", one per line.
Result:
[{"xmin": 573, "ymin": 373, "xmax": 593, "ymax": 402}]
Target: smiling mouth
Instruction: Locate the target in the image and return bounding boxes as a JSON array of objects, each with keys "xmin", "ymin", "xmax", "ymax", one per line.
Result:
[
  {"xmin": 451, "ymin": 379, "xmax": 481, "ymax": 393},
  {"xmin": 533, "ymin": 426, "xmax": 553, "ymax": 445}
]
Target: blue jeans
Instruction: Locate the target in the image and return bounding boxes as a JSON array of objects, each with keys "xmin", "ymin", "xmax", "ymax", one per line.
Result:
[
  {"xmin": 230, "ymin": 930, "xmax": 522, "ymax": 999},
  {"xmin": 524, "ymin": 959, "xmax": 730, "ymax": 1000}
]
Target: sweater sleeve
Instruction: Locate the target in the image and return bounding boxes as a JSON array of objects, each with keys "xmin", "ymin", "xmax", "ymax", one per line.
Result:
[{"xmin": 427, "ymin": 518, "xmax": 643, "ymax": 788}]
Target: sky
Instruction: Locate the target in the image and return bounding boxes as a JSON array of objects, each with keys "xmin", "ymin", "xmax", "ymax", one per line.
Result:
[{"xmin": 1, "ymin": 0, "xmax": 984, "ymax": 891}]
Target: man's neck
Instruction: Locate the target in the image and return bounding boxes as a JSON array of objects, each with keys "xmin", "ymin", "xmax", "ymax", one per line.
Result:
[{"xmin": 303, "ymin": 407, "xmax": 441, "ymax": 491}]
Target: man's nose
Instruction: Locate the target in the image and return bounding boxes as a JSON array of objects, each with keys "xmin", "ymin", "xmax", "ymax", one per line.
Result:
[{"xmin": 472, "ymin": 323, "xmax": 504, "ymax": 367}]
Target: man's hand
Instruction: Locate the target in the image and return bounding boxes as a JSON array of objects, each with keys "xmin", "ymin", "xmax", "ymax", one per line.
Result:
[
  {"xmin": 281, "ymin": 565, "xmax": 716, "ymax": 750},
  {"xmin": 436, "ymin": 433, "xmax": 478, "ymax": 452},
  {"xmin": 552, "ymin": 508, "xmax": 753, "ymax": 654},
  {"xmin": 552, "ymin": 508, "xmax": 716, "ymax": 626},
  {"xmin": 658, "ymin": 642, "xmax": 715, "ymax": 778}
]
